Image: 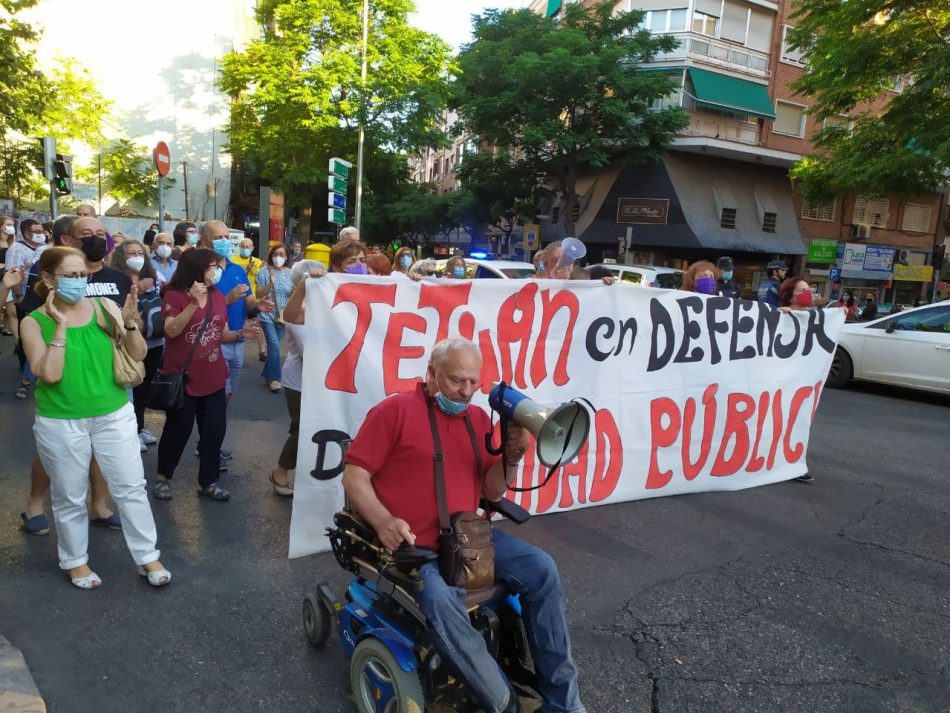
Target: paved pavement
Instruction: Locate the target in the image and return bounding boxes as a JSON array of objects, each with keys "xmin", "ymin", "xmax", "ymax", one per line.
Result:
[{"xmin": 0, "ymin": 340, "xmax": 948, "ymax": 713}]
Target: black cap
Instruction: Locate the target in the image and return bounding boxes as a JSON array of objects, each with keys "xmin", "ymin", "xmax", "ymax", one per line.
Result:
[
  {"xmin": 717, "ymin": 256, "xmax": 734, "ymax": 271},
  {"xmin": 766, "ymin": 259, "xmax": 788, "ymax": 271}
]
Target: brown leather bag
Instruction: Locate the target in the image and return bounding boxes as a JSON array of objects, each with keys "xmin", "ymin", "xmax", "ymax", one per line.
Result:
[{"xmin": 426, "ymin": 399, "xmax": 495, "ymax": 593}]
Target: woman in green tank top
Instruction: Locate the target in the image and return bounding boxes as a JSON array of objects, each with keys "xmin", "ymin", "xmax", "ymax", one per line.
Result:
[{"xmin": 20, "ymin": 245, "xmax": 172, "ymax": 590}]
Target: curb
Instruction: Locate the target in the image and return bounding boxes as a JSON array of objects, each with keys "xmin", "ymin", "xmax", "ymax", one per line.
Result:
[{"xmin": 0, "ymin": 635, "xmax": 46, "ymax": 713}]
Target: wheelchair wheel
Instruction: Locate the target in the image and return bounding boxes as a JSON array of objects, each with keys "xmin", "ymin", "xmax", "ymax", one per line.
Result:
[
  {"xmin": 303, "ymin": 592, "xmax": 332, "ymax": 647},
  {"xmin": 350, "ymin": 637, "xmax": 425, "ymax": 713}
]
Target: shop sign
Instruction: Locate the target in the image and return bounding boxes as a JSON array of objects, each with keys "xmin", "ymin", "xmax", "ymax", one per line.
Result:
[
  {"xmin": 617, "ymin": 198, "xmax": 668, "ymax": 225},
  {"xmin": 839, "ymin": 242, "xmax": 894, "ymax": 279},
  {"xmin": 807, "ymin": 238, "xmax": 837, "ymax": 264},
  {"xmin": 893, "ymin": 264, "xmax": 934, "ymax": 282}
]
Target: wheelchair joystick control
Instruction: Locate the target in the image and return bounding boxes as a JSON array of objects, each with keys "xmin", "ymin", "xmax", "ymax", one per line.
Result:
[{"xmin": 392, "ymin": 543, "xmax": 438, "ymax": 574}]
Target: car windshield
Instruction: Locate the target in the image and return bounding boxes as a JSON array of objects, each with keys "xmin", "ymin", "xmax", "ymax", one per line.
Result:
[
  {"xmin": 499, "ymin": 267, "xmax": 536, "ymax": 279},
  {"xmin": 654, "ymin": 273, "xmax": 683, "ymax": 289},
  {"xmin": 619, "ymin": 271, "xmax": 643, "ymax": 284}
]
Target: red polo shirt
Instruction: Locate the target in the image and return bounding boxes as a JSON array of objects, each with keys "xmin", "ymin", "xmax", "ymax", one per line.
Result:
[{"xmin": 346, "ymin": 383, "xmax": 500, "ymax": 550}]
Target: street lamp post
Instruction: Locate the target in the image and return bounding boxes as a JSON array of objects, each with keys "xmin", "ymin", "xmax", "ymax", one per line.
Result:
[{"xmin": 354, "ymin": 0, "xmax": 369, "ymax": 232}]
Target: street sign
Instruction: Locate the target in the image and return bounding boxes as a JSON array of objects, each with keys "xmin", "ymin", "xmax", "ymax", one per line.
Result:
[
  {"xmin": 828, "ymin": 265, "xmax": 841, "ymax": 282},
  {"xmin": 523, "ymin": 223, "xmax": 540, "ymax": 250},
  {"xmin": 807, "ymin": 238, "xmax": 837, "ymax": 264},
  {"xmin": 328, "ymin": 192, "xmax": 347, "ymax": 210},
  {"xmin": 328, "ymin": 208, "xmax": 346, "ymax": 225},
  {"xmin": 329, "ymin": 157, "xmax": 352, "ymax": 179},
  {"xmin": 41, "ymin": 137, "xmax": 56, "ymax": 180},
  {"xmin": 328, "ymin": 176, "xmax": 346, "ymax": 193},
  {"xmin": 153, "ymin": 141, "xmax": 171, "ymax": 177}
]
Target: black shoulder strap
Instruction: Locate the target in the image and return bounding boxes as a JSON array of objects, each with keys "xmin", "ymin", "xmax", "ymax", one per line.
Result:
[{"xmin": 425, "ymin": 397, "xmax": 451, "ymax": 534}]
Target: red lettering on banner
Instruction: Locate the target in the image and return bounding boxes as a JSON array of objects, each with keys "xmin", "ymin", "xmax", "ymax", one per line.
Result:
[
  {"xmin": 325, "ymin": 283, "xmax": 396, "ymax": 393},
  {"xmin": 646, "ymin": 397, "xmax": 681, "ymax": 489},
  {"xmin": 783, "ymin": 385, "xmax": 813, "ymax": 464},
  {"xmin": 681, "ymin": 384, "xmax": 718, "ymax": 480},
  {"xmin": 767, "ymin": 389, "xmax": 784, "ymax": 470},
  {"xmin": 477, "ymin": 329, "xmax": 501, "ymax": 388},
  {"xmin": 746, "ymin": 390, "xmax": 770, "ymax": 473},
  {"xmin": 710, "ymin": 392, "xmax": 756, "ymax": 476},
  {"xmin": 382, "ymin": 312, "xmax": 427, "ymax": 395},
  {"xmin": 507, "ymin": 408, "xmax": 622, "ymax": 512},
  {"xmin": 530, "ymin": 289, "xmax": 579, "ymax": 387},
  {"xmin": 810, "ymin": 381, "xmax": 823, "ymax": 422},
  {"xmin": 418, "ymin": 283, "xmax": 473, "ymax": 343},
  {"xmin": 496, "ymin": 285, "xmax": 537, "ymax": 389}
]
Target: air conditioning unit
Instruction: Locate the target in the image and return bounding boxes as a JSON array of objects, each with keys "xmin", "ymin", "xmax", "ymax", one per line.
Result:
[{"xmin": 850, "ymin": 223, "xmax": 871, "ymax": 239}]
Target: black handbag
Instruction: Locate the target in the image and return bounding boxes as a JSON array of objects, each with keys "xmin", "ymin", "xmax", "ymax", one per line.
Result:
[
  {"xmin": 146, "ymin": 299, "xmax": 212, "ymax": 411},
  {"xmin": 426, "ymin": 398, "xmax": 495, "ymax": 593}
]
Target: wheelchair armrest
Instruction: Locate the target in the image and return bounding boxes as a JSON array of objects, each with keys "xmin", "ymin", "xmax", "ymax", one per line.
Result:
[{"xmin": 481, "ymin": 497, "xmax": 531, "ymax": 524}]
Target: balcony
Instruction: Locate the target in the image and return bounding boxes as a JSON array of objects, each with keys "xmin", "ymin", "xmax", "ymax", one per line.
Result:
[
  {"xmin": 681, "ymin": 112, "xmax": 761, "ymax": 145},
  {"xmin": 656, "ymin": 32, "xmax": 770, "ymax": 78}
]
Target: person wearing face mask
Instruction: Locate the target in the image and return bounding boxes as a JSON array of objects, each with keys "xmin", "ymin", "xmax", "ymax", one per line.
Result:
[
  {"xmin": 834, "ymin": 291, "xmax": 858, "ymax": 321},
  {"xmin": 151, "ymin": 233, "xmax": 178, "ymax": 285},
  {"xmin": 1, "ymin": 216, "xmax": 18, "ymax": 337},
  {"xmin": 111, "ymin": 240, "xmax": 165, "ymax": 451},
  {"xmin": 392, "ymin": 246, "xmax": 415, "ymax": 277},
  {"xmin": 757, "ymin": 259, "xmax": 788, "ymax": 307},
  {"xmin": 19, "ymin": 246, "xmax": 171, "ymax": 589},
  {"xmin": 255, "ymin": 245, "xmax": 293, "ymax": 391},
  {"xmin": 716, "ymin": 256, "xmax": 740, "ymax": 299},
  {"xmin": 2, "ymin": 219, "xmax": 49, "ymax": 343},
  {"xmin": 229, "ymin": 237, "xmax": 268, "ymax": 360},
  {"xmin": 69, "ymin": 218, "xmax": 133, "ymax": 309},
  {"xmin": 342, "ymin": 337, "xmax": 585, "ymax": 713},
  {"xmin": 329, "ymin": 238, "xmax": 369, "ymax": 275},
  {"xmin": 152, "ymin": 248, "xmax": 259, "ymax": 502},
  {"xmin": 170, "ymin": 221, "xmax": 198, "ymax": 261},
  {"xmin": 444, "ymin": 255, "xmax": 468, "ymax": 279},
  {"xmin": 680, "ymin": 260, "xmax": 719, "ymax": 295},
  {"xmin": 288, "ymin": 239, "xmax": 304, "ymax": 266}
]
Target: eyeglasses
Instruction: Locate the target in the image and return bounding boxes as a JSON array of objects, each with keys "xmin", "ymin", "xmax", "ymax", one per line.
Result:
[{"xmin": 54, "ymin": 271, "xmax": 89, "ymax": 278}]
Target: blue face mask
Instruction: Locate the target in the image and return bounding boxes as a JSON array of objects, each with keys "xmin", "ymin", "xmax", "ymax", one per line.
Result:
[
  {"xmin": 434, "ymin": 391, "xmax": 468, "ymax": 416},
  {"xmin": 399, "ymin": 254, "xmax": 412, "ymax": 269},
  {"xmin": 186, "ymin": 232, "xmax": 199, "ymax": 245},
  {"xmin": 346, "ymin": 263, "xmax": 367, "ymax": 275},
  {"xmin": 213, "ymin": 238, "xmax": 232, "ymax": 258},
  {"xmin": 452, "ymin": 266, "xmax": 465, "ymax": 278},
  {"xmin": 722, "ymin": 270, "xmax": 733, "ymax": 280},
  {"xmin": 240, "ymin": 248, "xmax": 252, "ymax": 258},
  {"xmin": 55, "ymin": 276, "xmax": 88, "ymax": 304},
  {"xmin": 209, "ymin": 266, "xmax": 223, "ymax": 285}
]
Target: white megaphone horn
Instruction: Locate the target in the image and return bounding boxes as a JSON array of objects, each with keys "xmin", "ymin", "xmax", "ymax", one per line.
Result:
[
  {"xmin": 487, "ymin": 382, "xmax": 591, "ymax": 468},
  {"xmin": 556, "ymin": 237, "xmax": 587, "ymax": 270}
]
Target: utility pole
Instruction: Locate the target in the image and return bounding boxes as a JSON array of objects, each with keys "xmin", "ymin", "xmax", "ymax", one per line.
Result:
[
  {"xmin": 182, "ymin": 161, "xmax": 190, "ymax": 218},
  {"xmin": 354, "ymin": 0, "xmax": 369, "ymax": 231},
  {"xmin": 97, "ymin": 152, "xmax": 102, "ymax": 216}
]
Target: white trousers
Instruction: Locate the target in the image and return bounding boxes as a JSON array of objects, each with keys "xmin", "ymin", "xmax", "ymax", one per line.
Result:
[{"xmin": 34, "ymin": 402, "xmax": 161, "ymax": 571}]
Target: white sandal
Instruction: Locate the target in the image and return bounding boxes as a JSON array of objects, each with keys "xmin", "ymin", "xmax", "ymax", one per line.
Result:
[
  {"xmin": 70, "ymin": 572, "xmax": 102, "ymax": 590},
  {"xmin": 137, "ymin": 565, "xmax": 172, "ymax": 587}
]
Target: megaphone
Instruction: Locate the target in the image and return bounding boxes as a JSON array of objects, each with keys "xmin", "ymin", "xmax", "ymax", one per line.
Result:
[
  {"xmin": 556, "ymin": 237, "xmax": 587, "ymax": 270},
  {"xmin": 488, "ymin": 382, "xmax": 591, "ymax": 467}
]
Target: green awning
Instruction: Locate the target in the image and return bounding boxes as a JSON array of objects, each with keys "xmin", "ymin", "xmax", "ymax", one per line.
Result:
[
  {"xmin": 545, "ymin": 0, "xmax": 561, "ymax": 18},
  {"xmin": 687, "ymin": 68, "xmax": 775, "ymax": 120}
]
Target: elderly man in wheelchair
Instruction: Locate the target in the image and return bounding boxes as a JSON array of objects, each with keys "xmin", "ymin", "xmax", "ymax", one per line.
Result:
[{"xmin": 307, "ymin": 337, "xmax": 586, "ymax": 713}]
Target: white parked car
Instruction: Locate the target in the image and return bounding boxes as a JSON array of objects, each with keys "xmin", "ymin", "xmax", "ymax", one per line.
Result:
[
  {"xmin": 411, "ymin": 258, "xmax": 536, "ymax": 279},
  {"xmin": 586, "ymin": 263, "xmax": 684, "ymax": 288},
  {"xmin": 826, "ymin": 302, "xmax": 950, "ymax": 395}
]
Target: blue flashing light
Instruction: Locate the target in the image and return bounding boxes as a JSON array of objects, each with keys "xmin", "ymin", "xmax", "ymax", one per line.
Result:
[{"xmin": 469, "ymin": 250, "xmax": 489, "ymax": 259}]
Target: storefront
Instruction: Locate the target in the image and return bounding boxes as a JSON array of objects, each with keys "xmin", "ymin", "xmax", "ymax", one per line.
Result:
[
  {"xmin": 890, "ymin": 262, "xmax": 934, "ymax": 306},
  {"xmin": 831, "ymin": 242, "xmax": 894, "ymax": 303},
  {"xmin": 804, "ymin": 238, "xmax": 838, "ymax": 298}
]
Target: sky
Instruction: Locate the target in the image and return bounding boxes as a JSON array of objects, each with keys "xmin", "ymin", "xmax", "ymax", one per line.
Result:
[{"xmin": 410, "ymin": 0, "xmax": 529, "ymax": 49}]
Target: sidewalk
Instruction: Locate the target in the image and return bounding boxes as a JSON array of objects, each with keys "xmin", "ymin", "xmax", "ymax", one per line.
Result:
[{"xmin": 0, "ymin": 635, "xmax": 46, "ymax": 713}]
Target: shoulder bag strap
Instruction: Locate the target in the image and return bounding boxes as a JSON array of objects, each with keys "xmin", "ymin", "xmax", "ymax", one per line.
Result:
[
  {"xmin": 462, "ymin": 412, "xmax": 484, "ymax": 480},
  {"xmin": 425, "ymin": 397, "xmax": 452, "ymax": 535},
  {"xmin": 92, "ymin": 298, "xmax": 119, "ymax": 343},
  {"xmin": 181, "ymin": 296, "xmax": 214, "ymax": 374}
]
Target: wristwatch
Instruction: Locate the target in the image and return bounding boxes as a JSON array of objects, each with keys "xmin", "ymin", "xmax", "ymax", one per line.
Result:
[{"xmin": 124, "ymin": 323, "xmax": 138, "ymax": 331}]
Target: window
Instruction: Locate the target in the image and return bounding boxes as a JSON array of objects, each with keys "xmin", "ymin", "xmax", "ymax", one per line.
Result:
[
  {"xmin": 823, "ymin": 115, "xmax": 852, "ymax": 132},
  {"xmin": 720, "ymin": 207, "xmax": 737, "ymax": 229},
  {"xmin": 773, "ymin": 101, "xmax": 807, "ymax": 137},
  {"xmin": 802, "ymin": 199, "xmax": 835, "ymax": 222},
  {"xmin": 901, "ymin": 203, "xmax": 933, "ymax": 233},
  {"xmin": 878, "ymin": 306, "xmax": 950, "ymax": 334},
  {"xmin": 692, "ymin": 11, "xmax": 719, "ymax": 36},
  {"xmin": 853, "ymin": 196, "xmax": 889, "ymax": 228},
  {"xmin": 780, "ymin": 26, "xmax": 806, "ymax": 65},
  {"xmin": 645, "ymin": 8, "xmax": 688, "ymax": 33},
  {"xmin": 762, "ymin": 212, "xmax": 777, "ymax": 232}
]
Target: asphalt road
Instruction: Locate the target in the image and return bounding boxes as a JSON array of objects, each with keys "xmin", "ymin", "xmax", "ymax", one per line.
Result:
[{"xmin": 0, "ymin": 340, "xmax": 948, "ymax": 713}]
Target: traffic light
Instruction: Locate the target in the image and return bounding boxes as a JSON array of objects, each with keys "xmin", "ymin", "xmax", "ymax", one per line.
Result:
[{"xmin": 53, "ymin": 154, "xmax": 72, "ymax": 196}]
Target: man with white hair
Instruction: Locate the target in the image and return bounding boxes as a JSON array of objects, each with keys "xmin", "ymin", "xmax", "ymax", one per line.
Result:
[
  {"xmin": 343, "ymin": 337, "xmax": 587, "ymax": 713},
  {"xmin": 338, "ymin": 225, "xmax": 359, "ymax": 241}
]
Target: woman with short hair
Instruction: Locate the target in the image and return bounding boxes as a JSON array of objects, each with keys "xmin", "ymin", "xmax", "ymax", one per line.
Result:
[
  {"xmin": 680, "ymin": 261, "xmax": 719, "ymax": 294},
  {"xmin": 444, "ymin": 255, "xmax": 468, "ymax": 279},
  {"xmin": 20, "ymin": 246, "xmax": 170, "ymax": 589},
  {"xmin": 255, "ymin": 244, "xmax": 293, "ymax": 392}
]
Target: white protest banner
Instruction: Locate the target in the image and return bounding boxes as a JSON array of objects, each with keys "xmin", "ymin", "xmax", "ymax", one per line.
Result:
[{"xmin": 289, "ymin": 275, "xmax": 845, "ymax": 558}]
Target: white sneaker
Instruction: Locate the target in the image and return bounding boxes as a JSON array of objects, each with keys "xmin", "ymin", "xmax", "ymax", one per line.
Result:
[{"xmin": 139, "ymin": 429, "xmax": 158, "ymax": 446}]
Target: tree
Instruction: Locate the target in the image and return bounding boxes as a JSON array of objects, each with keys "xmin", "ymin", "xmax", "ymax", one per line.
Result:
[
  {"xmin": 788, "ymin": 1, "xmax": 950, "ymax": 202},
  {"xmin": 79, "ymin": 139, "xmax": 175, "ymax": 211},
  {"xmin": 0, "ymin": 0, "xmax": 46, "ymax": 139},
  {"xmin": 452, "ymin": 1, "xmax": 688, "ymax": 235},
  {"xmin": 218, "ymin": 0, "xmax": 455, "ymax": 239}
]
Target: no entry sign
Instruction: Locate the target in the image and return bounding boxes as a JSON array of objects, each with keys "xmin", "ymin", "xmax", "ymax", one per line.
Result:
[{"xmin": 153, "ymin": 141, "xmax": 171, "ymax": 177}]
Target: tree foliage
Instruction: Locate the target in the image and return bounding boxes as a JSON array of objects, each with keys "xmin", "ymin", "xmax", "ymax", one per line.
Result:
[
  {"xmin": 788, "ymin": 1, "xmax": 950, "ymax": 201},
  {"xmin": 452, "ymin": 0, "xmax": 688, "ymax": 234},
  {"xmin": 78, "ymin": 139, "xmax": 174, "ymax": 209},
  {"xmin": 218, "ymin": 0, "xmax": 455, "ymax": 237}
]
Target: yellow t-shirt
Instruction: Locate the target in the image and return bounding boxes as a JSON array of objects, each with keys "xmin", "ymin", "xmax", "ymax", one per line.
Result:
[{"xmin": 230, "ymin": 255, "xmax": 264, "ymax": 297}]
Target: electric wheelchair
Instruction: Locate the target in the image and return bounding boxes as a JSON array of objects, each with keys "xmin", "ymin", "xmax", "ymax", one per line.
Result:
[{"xmin": 302, "ymin": 498, "xmax": 542, "ymax": 713}]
